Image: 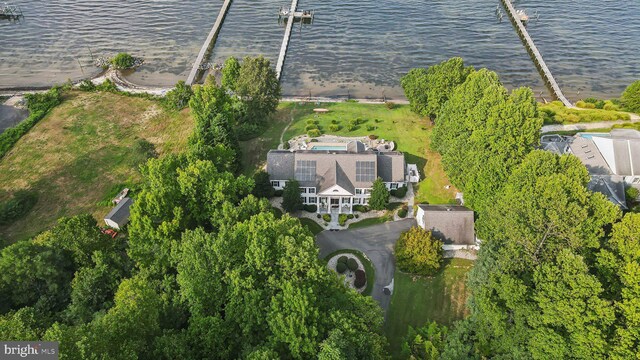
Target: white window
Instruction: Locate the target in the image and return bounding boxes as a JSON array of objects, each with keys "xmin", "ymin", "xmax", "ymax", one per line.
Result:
[
  {"xmin": 364, "ymin": 189, "xmax": 372, "ymax": 195},
  {"xmin": 356, "ymin": 189, "xmax": 363, "ymax": 195},
  {"xmin": 301, "ymin": 188, "xmax": 307, "ymax": 193},
  {"xmin": 308, "ymin": 187, "xmax": 316, "ymax": 194},
  {"xmin": 301, "ymin": 197, "xmax": 306, "ymax": 203},
  {"xmin": 342, "ymin": 197, "xmax": 350, "ymax": 204},
  {"xmin": 309, "ymin": 197, "xmax": 317, "ymax": 204},
  {"xmin": 271, "ymin": 181, "xmax": 280, "ymax": 187},
  {"xmin": 390, "ymin": 183, "xmax": 399, "ymax": 190}
]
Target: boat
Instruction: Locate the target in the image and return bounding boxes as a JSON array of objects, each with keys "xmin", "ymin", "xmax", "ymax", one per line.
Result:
[{"xmin": 516, "ymin": 9, "xmax": 529, "ymax": 22}]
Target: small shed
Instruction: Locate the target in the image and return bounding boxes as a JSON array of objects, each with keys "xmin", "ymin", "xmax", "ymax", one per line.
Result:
[{"xmin": 104, "ymin": 197, "xmax": 133, "ymax": 230}]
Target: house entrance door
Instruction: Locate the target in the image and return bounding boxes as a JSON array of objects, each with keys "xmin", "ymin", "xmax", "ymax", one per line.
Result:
[{"xmin": 330, "ymin": 198, "xmax": 340, "ymax": 209}]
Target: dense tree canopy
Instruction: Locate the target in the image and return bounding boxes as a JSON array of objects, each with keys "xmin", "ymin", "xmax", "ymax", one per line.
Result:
[
  {"xmin": 401, "ymin": 57, "xmax": 473, "ymax": 119},
  {"xmin": 369, "ymin": 178, "xmax": 390, "ymax": 210},
  {"xmin": 234, "ymin": 56, "xmax": 281, "ymax": 126},
  {"xmin": 395, "ymin": 227, "xmax": 443, "ymax": 276},
  {"xmin": 281, "ymin": 179, "xmax": 303, "ymax": 213}
]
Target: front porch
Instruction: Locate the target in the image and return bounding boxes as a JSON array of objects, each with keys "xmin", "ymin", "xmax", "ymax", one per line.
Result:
[{"xmin": 317, "ymin": 196, "xmax": 354, "ymax": 214}]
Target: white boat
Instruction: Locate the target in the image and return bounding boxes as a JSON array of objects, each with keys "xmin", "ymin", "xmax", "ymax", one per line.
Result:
[{"xmin": 516, "ymin": 9, "xmax": 529, "ymax": 22}]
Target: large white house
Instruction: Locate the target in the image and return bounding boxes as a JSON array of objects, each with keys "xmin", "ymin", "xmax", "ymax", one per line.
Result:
[{"xmin": 267, "ymin": 140, "xmax": 410, "ymax": 213}]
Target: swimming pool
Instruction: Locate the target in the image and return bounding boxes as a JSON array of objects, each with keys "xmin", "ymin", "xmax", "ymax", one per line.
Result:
[
  {"xmin": 310, "ymin": 145, "xmax": 347, "ymax": 151},
  {"xmin": 578, "ymin": 133, "xmax": 610, "ymax": 140}
]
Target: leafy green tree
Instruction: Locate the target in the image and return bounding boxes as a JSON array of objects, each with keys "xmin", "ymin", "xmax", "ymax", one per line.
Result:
[
  {"xmin": 0, "ymin": 240, "xmax": 74, "ymax": 313},
  {"xmin": 252, "ymin": 170, "xmax": 275, "ymax": 199},
  {"xmin": 621, "ymin": 80, "xmax": 640, "ymax": 113},
  {"xmin": 0, "ymin": 307, "xmax": 46, "ymax": 340},
  {"xmin": 164, "ymin": 81, "xmax": 193, "ymax": 110},
  {"xmin": 431, "ymin": 69, "xmax": 542, "ymax": 213},
  {"xmin": 395, "ymin": 227, "xmax": 443, "ymax": 276},
  {"xmin": 110, "ymin": 52, "xmax": 135, "ymax": 69},
  {"xmin": 42, "ymin": 214, "xmax": 109, "ymax": 267},
  {"xmin": 368, "ymin": 178, "xmax": 389, "ymax": 210},
  {"xmin": 235, "ymin": 56, "xmax": 281, "ymax": 126},
  {"xmin": 282, "ymin": 179, "xmax": 303, "ymax": 213},
  {"xmin": 401, "ymin": 322, "xmax": 448, "ymax": 360},
  {"xmin": 458, "ymin": 150, "xmax": 621, "ymax": 358},
  {"xmin": 65, "ymin": 250, "xmax": 131, "ymax": 324},
  {"xmin": 401, "ymin": 57, "xmax": 473, "ymax": 118},
  {"xmin": 222, "ymin": 56, "xmax": 241, "ymax": 92}
]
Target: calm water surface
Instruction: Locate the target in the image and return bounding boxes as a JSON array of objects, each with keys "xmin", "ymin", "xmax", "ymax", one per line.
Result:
[{"xmin": 1, "ymin": 0, "xmax": 638, "ymax": 100}]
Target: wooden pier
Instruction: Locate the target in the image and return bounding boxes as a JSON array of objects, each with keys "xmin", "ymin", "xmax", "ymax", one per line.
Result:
[
  {"xmin": 275, "ymin": 0, "xmax": 300, "ymax": 80},
  {"xmin": 186, "ymin": 0, "xmax": 232, "ymax": 86},
  {"xmin": 500, "ymin": 0, "xmax": 574, "ymax": 108}
]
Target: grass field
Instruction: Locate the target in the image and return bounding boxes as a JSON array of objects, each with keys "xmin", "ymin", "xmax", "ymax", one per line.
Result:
[
  {"xmin": 385, "ymin": 258, "xmax": 474, "ymax": 358},
  {"xmin": 277, "ymin": 102, "xmax": 457, "ymax": 205},
  {"xmin": 0, "ymin": 91, "xmax": 193, "ymax": 242},
  {"xmin": 324, "ymin": 249, "xmax": 375, "ymax": 296}
]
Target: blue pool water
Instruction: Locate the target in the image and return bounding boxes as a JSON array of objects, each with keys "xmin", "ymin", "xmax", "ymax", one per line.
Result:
[
  {"xmin": 578, "ymin": 133, "xmax": 610, "ymax": 139},
  {"xmin": 311, "ymin": 146, "xmax": 347, "ymax": 151}
]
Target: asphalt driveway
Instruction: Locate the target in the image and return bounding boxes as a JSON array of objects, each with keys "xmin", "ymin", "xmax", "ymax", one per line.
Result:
[{"xmin": 316, "ymin": 219, "xmax": 416, "ymax": 312}]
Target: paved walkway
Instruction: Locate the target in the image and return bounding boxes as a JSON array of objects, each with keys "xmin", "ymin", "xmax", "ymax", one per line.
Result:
[
  {"xmin": 541, "ymin": 112, "xmax": 640, "ymax": 133},
  {"xmin": 316, "ymin": 219, "xmax": 416, "ymax": 313}
]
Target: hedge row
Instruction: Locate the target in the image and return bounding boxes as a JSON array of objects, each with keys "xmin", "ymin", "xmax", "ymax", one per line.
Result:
[{"xmin": 0, "ymin": 88, "xmax": 62, "ymax": 159}]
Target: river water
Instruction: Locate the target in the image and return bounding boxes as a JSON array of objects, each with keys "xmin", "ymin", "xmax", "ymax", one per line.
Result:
[{"xmin": 1, "ymin": 0, "xmax": 638, "ymax": 101}]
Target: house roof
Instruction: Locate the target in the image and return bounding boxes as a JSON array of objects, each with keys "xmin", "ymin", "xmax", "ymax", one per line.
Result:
[
  {"xmin": 588, "ymin": 130, "xmax": 640, "ymax": 176},
  {"xmin": 417, "ymin": 204, "xmax": 475, "ymax": 245},
  {"xmin": 104, "ymin": 197, "xmax": 133, "ymax": 225},
  {"xmin": 266, "ymin": 141, "xmax": 406, "ymax": 190},
  {"xmin": 569, "ymin": 137, "xmax": 612, "ymax": 175},
  {"xmin": 588, "ymin": 175, "xmax": 627, "ymax": 209}
]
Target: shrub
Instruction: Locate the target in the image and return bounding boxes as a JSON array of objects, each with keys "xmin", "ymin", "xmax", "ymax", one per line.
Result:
[
  {"xmin": 336, "ymin": 261, "xmax": 347, "ymax": 274},
  {"xmin": 331, "ymin": 119, "xmax": 339, "ymax": 124},
  {"xmin": 163, "ymin": 81, "xmax": 193, "ymax": 110},
  {"xmin": 316, "ymin": 214, "xmax": 321, "ymax": 219},
  {"xmin": 346, "ymin": 124, "xmax": 357, "ymax": 132},
  {"xmin": 274, "ymin": 189, "xmax": 284, "ymax": 197},
  {"xmin": 622, "ymin": 80, "xmax": 640, "ymax": 113},
  {"xmin": 398, "ymin": 205, "xmax": 408, "ymax": 218},
  {"xmin": 347, "ymin": 214, "xmax": 354, "ymax": 219},
  {"xmin": 96, "ymin": 79, "xmax": 118, "ymax": 92},
  {"xmin": 78, "ymin": 79, "xmax": 96, "ymax": 91},
  {"xmin": 282, "ymin": 180, "xmax": 303, "ymax": 213},
  {"xmin": 355, "ymin": 118, "xmax": 365, "ymax": 124},
  {"xmin": 355, "ymin": 214, "xmax": 359, "ymax": 219},
  {"xmin": 0, "ymin": 190, "xmax": 38, "ymax": 225},
  {"xmin": 338, "ymin": 256, "xmax": 348, "ymax": 264},
  {"xmin": 353, "ymin": 205, "xmax": 369, "ymax": 213},
  {"xmin": 111, "ymin": 52, "xmax": 135, "ymax": 69},
  {"xmin": 385, "ymin": 101, "xmax": 395, "ymax": 109},
  {"xmin": 366, "ymin": 125, "xmax": 376, "ymax": 131},
  {"xmin": 0, "ymin": 87, "xmax": 62, "ymax": 159},
  {"xmin": 369, "ymin": 178, "xmax": 390, "ymax": 210},
  {"xmin": 307, "ymin": 129, "xmax": 322, "ymax": 138},
  {"xmin": 252, "ymin": 171, "xmax": 275, "ymax": 199},
  {"xmin": 603, "ymin": 101, "xmax": 620, "ymax": 111},
  {"xmin": 354, "ymin": 269, "xmax": 366, "ymax": 288},
  {"xmin": 305, "ymin": 124, "xmax": 318, "ymax": 131},
  {"xmin": 322, "ymin": 214, "xmax": 331, "ymax": 223},
  {"xmin": 328, "ymin": 124, "xmax": 341, "ymax": 132},
  {"xmin": 236, "ymin": 123, "xmax": 263, "ymax": 141},
  {"xmin": 346, "ymin": 258, "xmax": 359, "ymax": 271},
  {"xmin": 338, "ymin": 214, "xmax": 348, "ymax": 226},
  {"xmin": 395, "ymin": 227, "xmax": 443, "ymax": 276},
  {"xmin": 283, "ymin": 141, "xmax": 291, "ymax": 150},
  {"xmin": 626, "ymin": 187, "xmax": 639, "ymax": 202},
  {"xmin": 368, "ymin": 134, "xmax": 378, "ymax": 140},
  {"xmin": 576, "ymin": 100, "xmax": 596, "ymax": 109},
  {"xmin": 303, "ymin": 204, "xmax": 317, "ymax": 212},
  {"xmin": 390, "ymin": 186, "xmax": 408, "ymax": 198},
  {"xmin": 306, "ymin": 119, "xmax": 318, "ymax": 125}
]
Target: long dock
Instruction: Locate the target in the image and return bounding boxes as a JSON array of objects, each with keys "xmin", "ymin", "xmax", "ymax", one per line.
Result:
[
  {"xmin": 275, "ymin": 0, "xmax": 299, "ymax": 80},
  {"xmin": 500, "ymin": 0, "xmax": 574, "ymax": 108},
  {"xmin": 186, "ymin": 0, "xmax": 232, "ymax": 86}
]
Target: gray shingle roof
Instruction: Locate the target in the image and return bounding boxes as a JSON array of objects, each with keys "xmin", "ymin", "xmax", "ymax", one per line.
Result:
[
  {"xmin": 569, "ymin": 137, "xmax": 612, "ymax": 175},
  {"xmin": 104, "ymin": 197, "xmax": 133, "ymax": 226},
  {"xmin": 588, "ymin": 175, "xmax": 627, "ymax": 209},
  {"xmin": 418, "ymin": 204, "xmax": 475, "ymax": 245},
  {"xmin": 266, "ymin": 141, "xmax": 406, "ymax": 190}
]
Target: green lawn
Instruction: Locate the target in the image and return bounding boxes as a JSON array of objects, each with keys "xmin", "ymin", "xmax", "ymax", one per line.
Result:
[
  {"xmin": 299, "ymin": 217, "xmax": 324, "ymax": 235},
  {"xmin": 239, "ymin": 102, "xmax": 305, "ymax": 175},
  {"xmin": 278, "ymin": 102, "xmax": 457, "ymax": 205},
  {"xmin": 324, "ymin": 249, "xmax": 375, "ymax": 296},
  {"xmin": 0, "ymin": 91, "xmax": 193, "ymax": 242},
  {"xmin": 348, "ymin": 213, "xmax": 393, "ymax": 229},
  {"xmin": 385, "ymin": 258, "xmax": 474, "ymax": 358}
]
